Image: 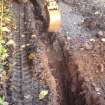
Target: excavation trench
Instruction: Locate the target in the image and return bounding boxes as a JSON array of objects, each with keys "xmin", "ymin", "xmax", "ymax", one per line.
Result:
[
  {"xmin": 45, "ymin": 36, "xmax": 86, "ymax": 105},
  {"xmin": 5, "ymin": 0, "xmax": 105, "ymax": 105},
  {"xmin": 6, "ymin": 1, "xmax": 85, "ymax": 105}
]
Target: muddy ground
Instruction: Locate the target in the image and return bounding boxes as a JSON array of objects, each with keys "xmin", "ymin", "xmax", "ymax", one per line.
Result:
[
  {"xmin": 60, "ymin": 0, "xmax": 105, "ymax": 105},
  {"xmin": 2, "ymin": 0, "xmax": 105, "ymax": 105}
]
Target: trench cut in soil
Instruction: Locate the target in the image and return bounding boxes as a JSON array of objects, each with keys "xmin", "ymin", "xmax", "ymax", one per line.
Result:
[{"xmin": 5, "ymin": 0, "xmax": 105, "ymax": 105}]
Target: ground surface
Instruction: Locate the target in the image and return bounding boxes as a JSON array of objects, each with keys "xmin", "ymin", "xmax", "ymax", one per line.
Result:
[
  {"xmin": 60, "ymin": 0, "xmax": 105, "ymax": 105},
  {"xmin": 2, "ymin": 0, "xmax": 105, "ymax": 105}
]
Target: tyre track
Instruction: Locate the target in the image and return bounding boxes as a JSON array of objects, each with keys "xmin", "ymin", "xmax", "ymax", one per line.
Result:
[
  {"xmin": 8, "ymin": 1, "xmax": 51, "ymax": 105},
  {"xmin": 8, "ymin": 1, "xmax": 72, "ymax": 105},
  {"xmin": 10, "ymin": 2, "xmax": 33, "ymax": 105}
]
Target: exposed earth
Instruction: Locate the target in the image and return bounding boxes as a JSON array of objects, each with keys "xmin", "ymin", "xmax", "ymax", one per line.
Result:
[{"xmin": 1, "ymin": 0, "xmax": 105, "ymax": 105}]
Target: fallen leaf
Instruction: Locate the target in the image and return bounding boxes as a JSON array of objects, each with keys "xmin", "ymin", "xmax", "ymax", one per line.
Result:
[{"xmin": 39, "ymin": 90, "xmax": 48, "ymax": 100}]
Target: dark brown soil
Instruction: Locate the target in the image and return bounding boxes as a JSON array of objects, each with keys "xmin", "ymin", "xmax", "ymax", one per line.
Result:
[{"xmin": 2, "ymin": 0, "xmax": 105, "ymax": 105}]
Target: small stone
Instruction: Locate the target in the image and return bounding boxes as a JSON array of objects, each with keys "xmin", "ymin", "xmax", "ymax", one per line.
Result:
[
  {"xmin": 89, "ymin": 38, "xmax": 95, "ymax": 42},
  {"xmin": 84, "ymin": 41, "xmax": 93, "ymax": 50},
  {"xmin": 21, "ymin": 45, "xmax": 26, "ymax": 48},
  {"xmin": 32, "ymin": 34, "xmax": 36, "ymax": 38},
  {"xmin": 6, "ymin": 39, "xmax": 15, "ymax": 46},
  {"xmin": 66, "ymin": 31, "xmax": 69, "ymax": 34},
  {"xmin": 81, "ymin": 19, "xmax": 84, "ymax": 23},
  {"xmin": 0, "ymin": 74, "xmax": 2, "ymax": 78},
  {"xmin": 92, "ymin": 83, "xmax": 97, "ymax": 87},
  {"xmin": 94, "ymin": 11, "xmax": 100, "ymax": 15},
  {"xmin": 26, "ymin": 43, "xmax": 30, "ymax": 46},
  {"xmin": 74, "ymin": 22, "xmax": 76, "ymax": 25},
  {"xmin": 67, "ymin": 36, "xmax": 70, "ymax": 40},
  {"xmin": 23, "ymin": 0, "xmax": 28, "ymax": 3},
  {"xmin": 21, "ymin": 34, "xmax": 25, "ymax": 38},
  {"xmin": 95, "ymin": 70, "xmax": 99, "ymax": 73},
  {"xmin": 97, "ymin": 92, "xmax": 101, "ymax": 95},
  {"xmin": 101, "ymin": 38, "xmax": 105, "ymax": 42},
  {"xmin": 98, "ymin": 31, "xmax": 104, "ymax": 37},
  {"xmin": 95, "ymin": 87, "xmax": 101, "ymax": 93},
  {"xmin": 24, "ymin": 94, "xmax": 31, "ymax": 99},
  {"xmin": 100, "ymin": 64, "xmax": 104, "ymax": 72}
]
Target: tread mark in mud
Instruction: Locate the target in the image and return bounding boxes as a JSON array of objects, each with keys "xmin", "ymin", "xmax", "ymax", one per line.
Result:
[{"xmin": 10, "ymin": 3, "xmax": 33, "ymax": 105}]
